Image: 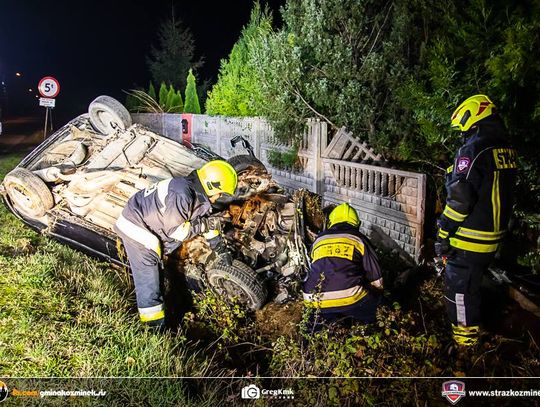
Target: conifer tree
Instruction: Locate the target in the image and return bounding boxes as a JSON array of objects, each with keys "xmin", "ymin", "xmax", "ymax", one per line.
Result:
[
  {"xmin": 206, "ymin": 2, "xmax": 272, "ymax": 116},
  {"xmin": 147, "ymin": 10, "xmax": 203, "ymax": 91},
  {"xmin": 158, "ymin": 82, "xmax": 168, "ymax": 108},
  {"xmin": 165, "ymin": 84, "xmax": 176, "ymax": 111},
  {"xmin": 175, "ymin": 90, "xmax": 184, "ymax": 112},
  {"xmin": 184, "ymin": 69, "xmax": 201, "ymax": 114}
]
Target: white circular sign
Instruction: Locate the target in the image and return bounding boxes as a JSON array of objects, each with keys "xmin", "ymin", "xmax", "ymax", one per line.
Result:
[{"xmin": 38, "ymin": 76, "xmax": 60, "ymax": 98}]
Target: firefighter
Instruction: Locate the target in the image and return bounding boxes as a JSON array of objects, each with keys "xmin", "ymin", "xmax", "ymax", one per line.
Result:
[
  {"xmin": 303, "ymin": 203, "xmax": 384, "ymax": 330},
  {"xmin": 435, "ymin": 95, "xmax": 517, "ymax": 346},
  {"xmin": 114, "ymin": 160, "xmax": 238, "ymax": 327}
]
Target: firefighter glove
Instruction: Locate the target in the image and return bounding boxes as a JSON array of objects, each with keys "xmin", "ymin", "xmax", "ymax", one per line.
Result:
[
  {"xmin": 208, "ymin": 235, "xmax": 233, "ymax": 266},
  {"xmin": 434, "ymin": 237, "xmax": 452, "ymax": 257},
  {"xmin": 191, "ymin": 216, "xmax": 222, "ymax": 235}
]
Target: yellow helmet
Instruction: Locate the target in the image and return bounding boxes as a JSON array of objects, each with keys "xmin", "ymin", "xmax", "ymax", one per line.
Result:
[
  {"xmin": 450, "ymin": 94, "xmax": 495, "ymax": 131},
  {"xmin": 328, "ymin": 203, "xmax": 360, "ymax": 228},
  {"xmin": 197, "ymin": 160, "xmax": 238, "ymax": 197}
]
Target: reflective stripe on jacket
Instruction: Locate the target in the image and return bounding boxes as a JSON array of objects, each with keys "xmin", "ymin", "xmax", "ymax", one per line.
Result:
[
  {"xmin": 302, "ymin": 223, "xmax": 382, "ymax": 311},
  {"xmin": 438, "ymin": 118, "xmax": 517, "ymax": 254}
]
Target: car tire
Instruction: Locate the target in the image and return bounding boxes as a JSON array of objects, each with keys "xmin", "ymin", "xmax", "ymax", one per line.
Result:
[
  {"xmin": 4, "ymin": 168, "xmax": 54, "ymax": 218},
  {"xmin": 88, "ymin": 95, "xmax": 132, "ymax": 134},
  {"xmin": 227, "ymin": 154, "xmax": 267, "ymax": 175},
  {"xmin": 206, "ymin": 260, "xmax": 267, "ymax": 310}
]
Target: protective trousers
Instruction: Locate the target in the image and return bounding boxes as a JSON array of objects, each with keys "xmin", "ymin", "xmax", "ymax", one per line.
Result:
[
  {"xmin": 444, "ymin": 249, "xmax": 494, "ymax": 345},
  {"xmin": 307, "ymin": 291, "xmax": 382, "ymax": 332},
  {"xmin": 116, "ymin": 226, "xmax": 164, "ymax": 326}
]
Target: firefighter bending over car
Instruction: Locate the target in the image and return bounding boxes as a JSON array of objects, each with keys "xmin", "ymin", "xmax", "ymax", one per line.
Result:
[
  {"xmin": 436, "ymin": 95, "xmax": 517, "ymax": 347},
  {"xmin": 114, "ymin": 160, "xmax": 238, "ymax": 327},
  {"xmin": 303, "ymin": 203, "xmax": 384, "ymax": 330}
]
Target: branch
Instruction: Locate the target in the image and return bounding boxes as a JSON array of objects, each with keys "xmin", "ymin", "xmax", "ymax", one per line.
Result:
[
  {"xmin": 289, "ymin": 84, "xmax": 336, "ymax": 129},
  {"xmin": 359, "ymin": 2, "xmax": 394, "ymax": 72},
  {"xmin": 409, "ymin": 159, "xmax": 446, "ymax": 172}
]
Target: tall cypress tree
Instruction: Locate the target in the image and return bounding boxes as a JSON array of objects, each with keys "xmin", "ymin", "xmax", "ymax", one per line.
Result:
[
  {"xmin": 165, "ymin": 84, "xmax": 176, "ymax": 111},
  {"xmin": 158, "ymin": 82, "xmax": 168, "ymax": 108},
  {"xmin": 184, "ymin": 69, "xmax": 201, "ymax": 114},
  {"xmin": 206, "ymin": 2, "xmax": 272, "ymax": 116}
]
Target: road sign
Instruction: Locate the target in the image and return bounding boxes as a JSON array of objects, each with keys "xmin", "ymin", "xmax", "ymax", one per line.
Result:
[
  {"xmin": 38, "ymin": 76, "xmax": 60, "ymax": 98},
  {"xmin": 39, "ymin": 97, "xmax": 56, "ymax": 108}
]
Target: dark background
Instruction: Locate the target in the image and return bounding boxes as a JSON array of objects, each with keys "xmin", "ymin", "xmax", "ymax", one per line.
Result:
[{"xmin": 0, "ymin": 0, "xmax": 285, "ymax": 122}]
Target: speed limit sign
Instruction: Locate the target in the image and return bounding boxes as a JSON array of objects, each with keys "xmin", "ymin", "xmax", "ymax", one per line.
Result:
[{"xmin": 38, "ymin": 76, "xmax": 60, "ymax": 98}]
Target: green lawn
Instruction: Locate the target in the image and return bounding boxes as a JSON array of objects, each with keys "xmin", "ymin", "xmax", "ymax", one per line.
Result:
[{"xmin": 0, "ymin": 153, "xmax": 223, "ymax": 405}]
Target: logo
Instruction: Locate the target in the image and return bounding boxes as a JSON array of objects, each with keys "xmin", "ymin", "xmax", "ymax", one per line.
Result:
[
  {"xmin": 206, "ymin": 181, "xmax": 222, "ymax": 191},
  {"xmin": 456, "ymin": 157, "xmax": 471, "ymax": 173},
  {"xmin": 442, "ymin": 380, "xmax": 465, "ymax": 404},
  {"xmin": 241, "ymin": 384, "xmax": 261, "ymax": 399},
  {"xmin": 0, "ymin": 380, "xmax": 8, "ymax": 403}
]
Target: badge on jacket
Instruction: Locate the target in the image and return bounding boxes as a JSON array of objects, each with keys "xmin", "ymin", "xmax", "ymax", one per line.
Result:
[{"xmin": 456, "ymin": 157, "xmax": 471, "ymax": 173}]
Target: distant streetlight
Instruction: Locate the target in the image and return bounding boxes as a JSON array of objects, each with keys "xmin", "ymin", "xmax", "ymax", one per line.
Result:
[
  {"xmin": 28, "ymin": 88, "xmax": 33, "ymax": 92},
  {"xmin": 15, "ymin": 72, "xmax": 22, "ymax": 77}
]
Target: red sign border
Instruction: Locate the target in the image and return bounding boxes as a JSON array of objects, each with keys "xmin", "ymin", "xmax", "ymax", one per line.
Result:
[{"xmin": 38, "ymin": 76, "xmax": 60, "ymax": 98}]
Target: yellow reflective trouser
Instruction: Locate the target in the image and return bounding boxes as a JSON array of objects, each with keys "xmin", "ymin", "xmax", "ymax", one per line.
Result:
[{"xmin": 452, "ymin": 324, "xmax": 479, "ymax": 346}]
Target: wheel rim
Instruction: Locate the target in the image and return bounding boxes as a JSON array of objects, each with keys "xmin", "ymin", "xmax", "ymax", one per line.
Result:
[
  {"xmin": 211, "ymin": 276, "xmax": 254, "ymax": 308},
  {"xmin": 9, "ymin": 184, "xmax": 37, "ymax": 214},
  {"xmin": 97, "ymin": 110, "xmax": 122, "ymax": 131}
]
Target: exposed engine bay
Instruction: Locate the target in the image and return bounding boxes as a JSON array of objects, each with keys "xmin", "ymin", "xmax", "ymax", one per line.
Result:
[{"xmin": 180, "ymin": 168, "xmax": 319, "ymax": 309}]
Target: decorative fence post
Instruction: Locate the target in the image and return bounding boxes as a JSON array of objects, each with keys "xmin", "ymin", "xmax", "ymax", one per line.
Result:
[
  {"xmin": 313, "ymin": 119, "xmax": 326, "ymax": 195},
  {"xmin": 254, "ymin": 118, "xmax": 262, "ymax": 158}
]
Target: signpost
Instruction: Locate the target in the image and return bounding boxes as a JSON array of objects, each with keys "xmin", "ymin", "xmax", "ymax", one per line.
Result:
[{"xmin": 38, "ymin": 76, "xmax": 60, "ymax": 138}]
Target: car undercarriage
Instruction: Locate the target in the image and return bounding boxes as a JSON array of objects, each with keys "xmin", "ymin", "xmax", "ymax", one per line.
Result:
[{"xmin": 1, "ymin": 96, "xmax": 322, "ymax": 310}]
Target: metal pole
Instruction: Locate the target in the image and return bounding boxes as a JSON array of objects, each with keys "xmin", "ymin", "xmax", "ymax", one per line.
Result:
[{"xmin": 43, "ymin": 107, "xmax": 49, "ymax": 139}]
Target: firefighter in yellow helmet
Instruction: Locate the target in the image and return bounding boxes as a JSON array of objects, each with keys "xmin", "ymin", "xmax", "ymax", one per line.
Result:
[
  {"xmin": 436, "ymin": 95, "xmax": 517, "ymax": 346},
  {"xmin": 303, "ymin": 203, "xmax": 384, "ymax": 331},
  {"xmin": 114, "ymin": 160, "xmax": 237, "ymax": 328}
]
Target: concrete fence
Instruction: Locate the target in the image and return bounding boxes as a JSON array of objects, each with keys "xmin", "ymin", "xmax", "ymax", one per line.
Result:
[{"xmin": 133, "ymin": 113, "xmax": 427, "ymax": 263}]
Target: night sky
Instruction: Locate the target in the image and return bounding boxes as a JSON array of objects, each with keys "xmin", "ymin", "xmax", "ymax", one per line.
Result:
[{"xmin": 0, "ymin": 0, "xmax": 285, "ymax": 120}]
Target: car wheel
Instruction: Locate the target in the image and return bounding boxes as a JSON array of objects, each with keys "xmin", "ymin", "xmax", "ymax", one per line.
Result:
[
  {"xmin": 227, "ymin": 154, "xmax": 267, "ymax": 175},
  {"xmin": 206, "ymin": 260, "xmax": 267, "ymax": 310},
  {"xmin": 3, "ymin": 168, "xmax": 54, "ymax": 218},
  {"xmin": 88, "ymin": 95, "xmax": 132, "ymax": 134}
]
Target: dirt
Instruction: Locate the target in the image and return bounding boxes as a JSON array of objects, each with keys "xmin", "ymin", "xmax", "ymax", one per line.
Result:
[{"xmin": 255, "ymin": 301, "xmax": 304, "ymax": 341}]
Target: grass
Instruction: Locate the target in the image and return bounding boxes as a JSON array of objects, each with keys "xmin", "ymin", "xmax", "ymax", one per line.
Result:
[
  {"xmin": 1, "ymin": 152, "xmax": 539, "ymax": 405},
  {"xmin": 0, "ymin": 153, "xmax": 224, "ymax": 404}
]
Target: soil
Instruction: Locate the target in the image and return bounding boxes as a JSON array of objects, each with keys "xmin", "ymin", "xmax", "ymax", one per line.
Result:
[{"xmin": 255, "ymin": 301, "xmax": 304, "ymax": 341}]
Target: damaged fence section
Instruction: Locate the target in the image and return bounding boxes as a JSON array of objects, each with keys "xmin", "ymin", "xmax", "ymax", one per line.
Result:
[{"xmin": 132, "ymin": 113, "xmax": 427, "ymax": 263}]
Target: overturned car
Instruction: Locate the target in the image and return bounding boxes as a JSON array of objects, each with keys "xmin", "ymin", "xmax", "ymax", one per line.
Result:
[{"xmin": 1, "ymin": 96, "xmax": 319, "ymax": 310}]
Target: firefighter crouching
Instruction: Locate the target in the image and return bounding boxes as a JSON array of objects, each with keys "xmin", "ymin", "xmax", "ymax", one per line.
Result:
[
  {"xmin": 114, "ymin": 160, "xmax": 238, "ymax": 327},
  {"xmin": 303, "ymin": 203, "xmax": 384, "ymax": 330},
  {"xmin": 436, "ymin": 95, "xmax": 517, "ymax": 347}
]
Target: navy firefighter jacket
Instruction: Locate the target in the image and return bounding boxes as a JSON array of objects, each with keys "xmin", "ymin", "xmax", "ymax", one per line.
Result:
[
  {"xmin": 438, "ymin": 117, "xmax": 517, "ymax": 255},
  {"xmin": 119, "ymin": 171, "xmax": 212, "ymax": 254},
  {"xmin": 302, "ymin": 223, "xmax": 383, "ymax": 310}
]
